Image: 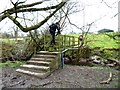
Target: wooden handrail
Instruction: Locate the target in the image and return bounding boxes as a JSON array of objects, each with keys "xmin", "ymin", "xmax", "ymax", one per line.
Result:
[{"xmin": 43, "ymin": 34, "xmax": 79, "ymax": 52}]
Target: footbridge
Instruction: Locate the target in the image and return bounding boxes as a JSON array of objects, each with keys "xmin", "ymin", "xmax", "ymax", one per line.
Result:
[
  {"xmin": 43, "ymin": 34, "xmax": 80, "ymax": 51},
  {"xmin": 16, "ymin": 34, "xmax": 81, "ymax": 78}
]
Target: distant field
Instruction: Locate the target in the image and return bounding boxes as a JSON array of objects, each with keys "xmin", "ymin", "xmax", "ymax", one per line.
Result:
[
  {"xmin": 70, "ymin": 32, "xmax": 119, "ymax": 49},
  {"xmin": 1, "ymin": 33, "xmax": 119, "ymax": 49},
  {"xmin": 1, "ymin": 38, "xmax": 24, "ymax": 43}
]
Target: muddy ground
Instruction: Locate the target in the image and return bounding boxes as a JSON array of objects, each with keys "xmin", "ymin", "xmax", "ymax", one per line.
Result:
[{"xmin": 1, "ymin": 65, "xmax": 120, "ymax": 89}]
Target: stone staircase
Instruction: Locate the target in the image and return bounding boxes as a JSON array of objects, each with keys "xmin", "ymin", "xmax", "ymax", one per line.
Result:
[{"xmin": 16, "ymin": 51, "xmax": 61, "ymax": 79}]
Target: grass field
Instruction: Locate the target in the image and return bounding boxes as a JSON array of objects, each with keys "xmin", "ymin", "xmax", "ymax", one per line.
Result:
[
  {"xmin": 1, "ymin": 32, "xmax": 119, "ymax": 50},
  {"xmin": 72, "ymin": 32, "xmax": 119, "ymax": 49},
  {"xmin": 0, "ymin": 61, "xmax": 26, "ymax": 68}
]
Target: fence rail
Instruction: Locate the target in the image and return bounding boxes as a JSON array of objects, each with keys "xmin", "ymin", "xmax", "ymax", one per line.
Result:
[{"xmin": 43, "ymin": 34, "xmax": 80, "ymax": 52}]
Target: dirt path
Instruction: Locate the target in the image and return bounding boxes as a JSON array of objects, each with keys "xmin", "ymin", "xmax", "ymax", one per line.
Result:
[{"xmin": 1, "ymin": 65, "xmax": 119, "ymax": 89}]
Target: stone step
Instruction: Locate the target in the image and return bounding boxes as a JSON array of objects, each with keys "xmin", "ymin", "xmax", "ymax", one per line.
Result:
[
  {"xmin": 20, "ymin": 64, "xmax": 50, "ymax": 71},
  {"xmin": 37, "ymin": 51, "xmax": 60, "ymax": 55},
  {"xmin": 31, "ymin": 58, "xmax": 53, "ymax": 62},
  {"xmin": 16, "ymin": 51, "xmax": 60, "ymax": 79},
  {"xmin": 34, "ymin": 54, "xmax": 56, "ymax": 58},
  {"xmin": 27, "ymin": 60, "xmax": 51, "ymax": 66},
  {"xmin": 16, "ymin": 69, "xmax": 50, "ymax": 78},
  {"xmin": 19, "ymin": 67, "xmax": 47, "ymax": 73}
]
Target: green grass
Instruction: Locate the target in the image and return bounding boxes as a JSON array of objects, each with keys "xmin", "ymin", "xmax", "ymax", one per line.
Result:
[
  {"xmin": 70, "ymin": 32, "xmax": 119, "ymax": 49},
  {"xmin": 0, "ymin": 61, "xmax": 26, "ymax": 68},
  {"xmin": 86, "ymin": 33, "xmax": 118, "ymax": 49},
  {"xmin": 2, "ymin": 39, "xmax": 16, "ymax": 44}
]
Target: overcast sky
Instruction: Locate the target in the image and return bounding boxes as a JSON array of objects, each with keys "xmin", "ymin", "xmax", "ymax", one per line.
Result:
[
  {"xmin": 69, "ymin": 0, "xmax": 119, "ymax": 33},
  {"xmin": 0, "ymin": 0, "xmax": 119, "ymax": 34}
]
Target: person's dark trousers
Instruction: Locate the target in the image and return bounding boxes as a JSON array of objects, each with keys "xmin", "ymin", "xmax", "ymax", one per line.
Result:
[{"xmin": 50, "ymin": 33, "xmax": 56, "ymax": 45}]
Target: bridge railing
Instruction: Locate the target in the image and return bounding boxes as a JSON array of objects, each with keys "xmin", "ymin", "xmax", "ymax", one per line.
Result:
[{"xmin": 43, "ymin": 34, "xmax": 80, "ymax": 52}]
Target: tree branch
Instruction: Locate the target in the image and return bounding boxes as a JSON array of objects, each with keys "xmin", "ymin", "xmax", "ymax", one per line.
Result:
[
  {"xmin": 62, "ymin": 9, "xmax": 84, "ymax": 32},
  {"xmin": 0, "ymin": 1, "xmax": 65, "ymax": 22},
  {"xmin": 15, "ymin": 4, "xmax": 62, "ymax": 13},
  {"xmin": 6, "ymin": 1, "xmax": 66, "ymax": 32},
  {"xmin": 6, "ymin": 13, "xmax": 25, "ymax": 31},
  {"xmin": 25, "ymin": 2, "xmax": 66, "ymax": 32}
]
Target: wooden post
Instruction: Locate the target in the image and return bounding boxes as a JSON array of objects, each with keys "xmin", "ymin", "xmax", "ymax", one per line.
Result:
[
  {"xmin": 72, "ymin": 36, "xmax": 75, "ymax": 48},
  {"xmin": 64, "ymin": 35, "xmax": 66, "ymax": 50},
  {"xmin": 58, "ymin": 35, "xmax": 60, "ymax": 52},
  {"xmin": 69, "ymin": 36, "xmax": 70, "ymax": 47}
]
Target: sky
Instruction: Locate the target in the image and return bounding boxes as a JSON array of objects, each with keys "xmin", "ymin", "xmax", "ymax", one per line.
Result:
[
  {"xmin": 0, "ymin": 0, "xmax": 119, "ymax": 35},
  {"xmin": 68, "ymin": 0, "xmax": 119, "ymax": 33}
]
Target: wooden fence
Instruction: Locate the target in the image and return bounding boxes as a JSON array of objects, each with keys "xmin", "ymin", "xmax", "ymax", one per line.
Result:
[{"xmin": 43, "ymin": 34, "xmax": 80, "ymax": 52}]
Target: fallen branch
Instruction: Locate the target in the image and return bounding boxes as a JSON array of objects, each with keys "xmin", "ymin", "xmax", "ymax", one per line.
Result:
[{"xmin": 100, "ymin": 72, "xmax": 112, "ymax": 84}]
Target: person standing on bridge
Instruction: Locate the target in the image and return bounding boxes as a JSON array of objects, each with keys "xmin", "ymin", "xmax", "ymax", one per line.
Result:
[
  {"xmin": 49, "ymin": 22, "xmax": 61, "ymax": 46},
  {"xmin": 78, "ymin": 34, "xmax": 83, "ymax": 46}
]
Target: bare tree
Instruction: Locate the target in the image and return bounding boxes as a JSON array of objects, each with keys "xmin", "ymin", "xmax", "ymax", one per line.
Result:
[{"xmin": 0, "ymin": 0, "xmax": 68, "ymax": 32}]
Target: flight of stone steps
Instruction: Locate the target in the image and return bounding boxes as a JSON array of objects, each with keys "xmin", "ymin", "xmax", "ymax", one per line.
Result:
[{"xmin": 16, "ymin": 51, "xmax": 61, "ymax": 79}]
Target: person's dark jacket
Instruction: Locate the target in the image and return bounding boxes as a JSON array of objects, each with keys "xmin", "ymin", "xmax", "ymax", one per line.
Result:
[{"xmin": 49, "ymin": 23, "xmax": 60, "ymax": 35}]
